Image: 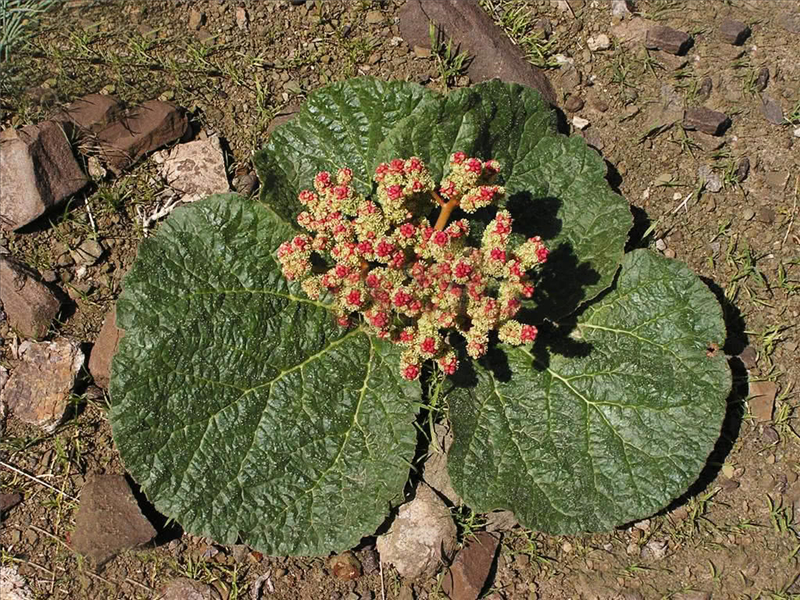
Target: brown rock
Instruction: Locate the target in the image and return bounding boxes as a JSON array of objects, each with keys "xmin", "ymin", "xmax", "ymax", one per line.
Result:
[
  {"xmin": 88, "ymin": 304, "xmax": 125, "ymax": 389},
  {"xmin": 161, "ymin": 578, "xmax": 222, "ymax": 600},
  {"xmin": 95, "ymin": 100, "xmax": 188, "ymax": 174},
  {"xmin": 0, "ymin": 338, "xmax": 84, "ymax": 432},
  {"xmin": 0, "ymin": 255, "xmax": 62, "ymax": 339},
  {"xmin": 70, "ymin": 474, "xmax": 157, "ymax": 566},
  {"xmin": 329, "ymin": 551, "xmax": 362, "ymax": 580},
  {"xmin": 645, "ymin": 25, "xmax": 692, "ymax": 55},
  {"xmin": 757, "ymin": 207, "xmax": 775, "ymax": 224},
  {"xmin": 266, "ymin": 104, "xmax": 301, "ymax": 136},
  {"xmin": 683, "ymin": 107, "xmax": 730, "ymax": 136},
  {"xmin": 398, "ymin": 0, "xmax": 556, "ymax": 106},
  {"xmin": 52, "ymin": 94, "xmax": 123, "ymax": 135},
  {"xmin": 611, "ymin": 17, "xmax": 652, "ymax": 46},
  {"xmin": 0, "ymin": 120, "xmax": 88, "ymax": 230},
  {"xmin": 736, "ymin": 156, "xmax": 750, "ymax": 182},
  {"xmin": 0, "ymin": 492, "xmax": 23, "ymax": 513},
  {"xmin": 749, "ymin": 380, "xmax": 777, "ymax": 422},
  {"xmin": 755, "ymin": 67, "xmax": 769, "ymax": 92},
  {"xmin": 719, "ymin": 18, "xmax": 750, "ymax": 45},
  {"xmin": 441, "ymin": 532, "xmax": 500, "ymax": 600},
  {"xmin": 564, "ymin": 95, "xmax": 585, "ymax": 113}
]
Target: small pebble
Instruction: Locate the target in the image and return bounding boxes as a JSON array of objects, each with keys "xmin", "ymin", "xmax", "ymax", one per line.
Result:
[
  {"xmin": 743, "ymin": 208, "xmax": 755, "ymax": 221},
  {"xmin": 794, "ymin": 127, "xmax": 800, "ymax": 138},
  {"xmin": 572, "ymin": 116, "xmax": 590, "ymax": 130},
  {"xmin": 587, "ymin": 34, "xmax": 611, "ymax": 51},
  {"xmin": 664, "ymin": 248, "xmax": 676, "ymax": 259}
]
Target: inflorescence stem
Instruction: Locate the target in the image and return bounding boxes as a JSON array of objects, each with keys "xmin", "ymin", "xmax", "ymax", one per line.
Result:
[{"xmin": 434, "ymin": 197, "xmax": 459, "ymax": 231}]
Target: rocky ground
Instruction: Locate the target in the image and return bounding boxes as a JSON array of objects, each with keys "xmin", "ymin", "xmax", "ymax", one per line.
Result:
[{"xmin": 1, "ymin": 0, "xmax": 799, "ymax": 599}]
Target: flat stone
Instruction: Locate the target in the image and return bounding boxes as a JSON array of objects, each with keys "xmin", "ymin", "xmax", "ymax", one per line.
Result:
[
  {"xmin": 761, "ymin": 96, "xmax": 783, "ymax": 125},
  {"xmin": 564, "ymin": 95, "xmax": 584, "ymax": 113},
  {"xmin": 757, "ymin": 207, "xmax": 775, "ymax": 224},
  {"xmin": 413, "ymin": 45, "xmax": 432, "ymax": 58},
  {"xmin": 484, "ymin": 510, "xmax": 519, "ymax": 532},
  {"xmin": 683, "ymin": 107, "xmax": 730, "ymax": 136},
  {"xmin": 95, "ymin": 100, "xmax": 188, "ymax": 174},
  {"xmin": 365, "ymin": 10, "xmax": 383, "ymax": 25},
  {"xmin": 0, "ymin": 120, "xmax": 88, "ymax": 230},
  {"xmin": 71, "ymin": 238, "xmax": 105, "ymax": 267},
  {"xmin": 572, "ymin": 115, "xmax": 590, "ymax": 130},
  {"xmin": 738, "ymin": 345, "xmax": 757, "ymax": 369},
  {"xmin": 188, "ymin": 9, "xmax": 205, "ymax": 30},
  {"xmin": 645, "ymin": 25, "xmax": 691, "ymax": 55},
  {"xmin": 781, "ymin": 11, "xmax": 800, "ymax": 34},
  {"xmin": 654, "ymin": 50, "xmax": 687, "ymax": 71},
  {"xmin": 71, "ymin": 474, "xmax": 157, "ymax": 566},
  {"xmin": 697, "ymin": 165, "xmax": 722, "ymax": 193},
  {"xmin": 719, "ymin": 18, "xmax": 750, "ymax": 45},
  {"xmin": 376, "ymin": 482, "xmax": 457, "ymax": 580},
  {"xmin": 441, "ymin": 532, "xmax": 500, "ymax": 600},
  {"xmin": 755, "ymin": 66, "xmax": 769, "ymax": 92},
  {"xmin": 398, "ymin": 0, "xmax": 556, "ymax": 106},
  {"xmin": 0, "ymin": 256, "xmax": 61, "ymax": 339},
  {"xmin": 88, "ymin": 305, "xmax": 125, "ymax": 389},
  {"xmin": 423, "ymin": 422, "xmax": 462, "ymax": 505},
  {"xmin": 156, "ymin": 135, "xmax": 230, "ymax": 202},
  {"xmin": 736, "ymin": 157, "xmax": 750, "ymax": 182},
  {"xmin": 161, "ymin": 578, "xmax": 221, "ymax": 600},
  {"xmin": 697, "ymin": 76, "xmax": 713, "ymax": 102},
  {"xmin": 611, "ymin": 17, "xmax": 652, "ymax": 45},
  {"xmin": 266, "ymin": 104, "xmax": 301, "ymax": 136},
  {"xmin": 235, "ymin": 6, "xmax": 248, "ymax": 30},
  {"xmin": 766, "ymin": 171, "xmax": 790, "ymax": 190},
  {"xmin": 794, "ymin": 127, "xmax": 800, "ymax": 139},
  {"xmin": 611, "ymin": 0, "xmax": 632, "ymax": 18},
  {"xmin": 749, "ymin": 380, "xmax": 777, "ymax": 422},
  {"xmin": 52, "ymin": 94, "xmax": 123, "ymax": 135},
  {"xmin": 0, "ymin": 338, "xmax": 84, "ymax": 432},
  {"xmin": 587, "ymin": 34, "xmax": 610, "ymax": 51},
  {"xmin": 0, "ymin": 492, "xmax": 23, "ymax": 513}
]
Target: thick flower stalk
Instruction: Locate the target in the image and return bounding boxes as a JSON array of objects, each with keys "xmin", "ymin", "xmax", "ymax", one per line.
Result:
[{"xmin": 277, "ymin": 154, "xmax": 548, "ymax": 380}]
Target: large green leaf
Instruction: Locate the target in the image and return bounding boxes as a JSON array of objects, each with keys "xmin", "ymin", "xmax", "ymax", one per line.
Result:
[
  {"xmin": 110, "ymin": 194, "xmax": 419, "ymax": 555},
  {"xmin": 447, "ymin": 250, "xmax": 731, "ymax": 533},
  {"xmin": 253, "ymin": 78, "xmax": 437, "ymax": 223},
  {"xmin": 376, "ymin": 80, "xmax": 632, "ymax": 319}
]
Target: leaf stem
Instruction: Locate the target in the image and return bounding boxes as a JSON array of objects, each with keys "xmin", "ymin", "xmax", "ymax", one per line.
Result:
[{"xmin": 434, "ymin": 198, "xmax": 459, "ymax": 231}]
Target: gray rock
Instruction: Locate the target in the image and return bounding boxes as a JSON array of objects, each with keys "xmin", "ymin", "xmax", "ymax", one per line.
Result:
[
  {"xmin": 0, "ymin": 121, "xmax": 88, "ymax": 230},
  {"xmin": 423, "ymin": 422, "xmax": 461, "ymax": 505},
  {"xmin": 71, "ymin": 475, "xmax": 157, "ymax": 567},
  {"xmin": 781, "ymin": 11, "xmax": 800, "ymax": 34},
  {"xmin": 95, "ymin": 100, "xmax": 188, "ymax": 174},
  {"xmin": 0, "ymin": 565, "xmax": 35, "ymax": 600},
  {"xmin": 156, "ymin": 135, "xmax": 230, "ymax": 202},
  {"xmin": 641, "ymin": 538, "xmax": 668, "ymax": 560},
  {"xmin": 161, "ymin": 577, "xmax": 222, "ymax": 600},
  {"xmin": 645, "ymin": 25, "xmax": 691, "ymax": 55},
  {"xmin": 484, "ymin": 510, "xmax": 519, "ymax": 532},
  {"xmin": 235, "ymin": 6, "xmax": 248, "ymax": 31},
  {"xmin": 738, "ymin": 345, "xmax": 757, "ymax": 369},
  {"xmin": 697, "ymin": 165, "xmax": 722, "ymax": 193},
  {"xmin": 71, "ymin": 239, "xmax": 105, "ymax": 267},
  {"xmin": 398, "ymin": 0, "xmax": 556, "ymax": 106},
  {"xmin": 0, "ymin": 255, "xmax": 61, "ymax": 339},
  {"xmin": 376, "ymin": 483, "xmax": 457, "ymax": 579},
  {"xmin": 0, "ymin": 338, "xmax": 84, "ymax": 432},
  {"xmin": 564, "ymin": 95, "xmax": 585, "ymax": 113},
  {"xmin": 719, "ymin": 18, "xmax": 749, "ymax": 45},
  {"xmin": 683, "ymin": 107, "xmax": 730, "ymax": 136},
  {"xmin": 736, "ymin": 156, "xmax": 750, "ymax": 182},
  {"xmin": 761, "ymin": 96, "xmax": 783, "ymax": 125},
  {"xmin": 611, "ymin": 0, "xmax": 632, "ymax": 18}
]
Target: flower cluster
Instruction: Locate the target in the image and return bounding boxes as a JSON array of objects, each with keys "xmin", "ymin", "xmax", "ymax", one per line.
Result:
[{"xmin": 277, "ymin": 154, "xmax": 548, "ymax": 381}]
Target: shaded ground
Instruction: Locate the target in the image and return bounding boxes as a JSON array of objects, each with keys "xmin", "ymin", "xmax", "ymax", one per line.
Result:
[{"xmin": 1, "ymin": 0, "xmax": 799, "ymax": 599}]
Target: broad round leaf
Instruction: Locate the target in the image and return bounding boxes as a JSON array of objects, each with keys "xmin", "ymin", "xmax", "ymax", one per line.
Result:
[
  {"xmin": 447, "ymin": 250, "xmax": 731, "ymax": 533},
  {"xmin": 110, "ymin": 194, "xmax": 419, "ymax": 555}
]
